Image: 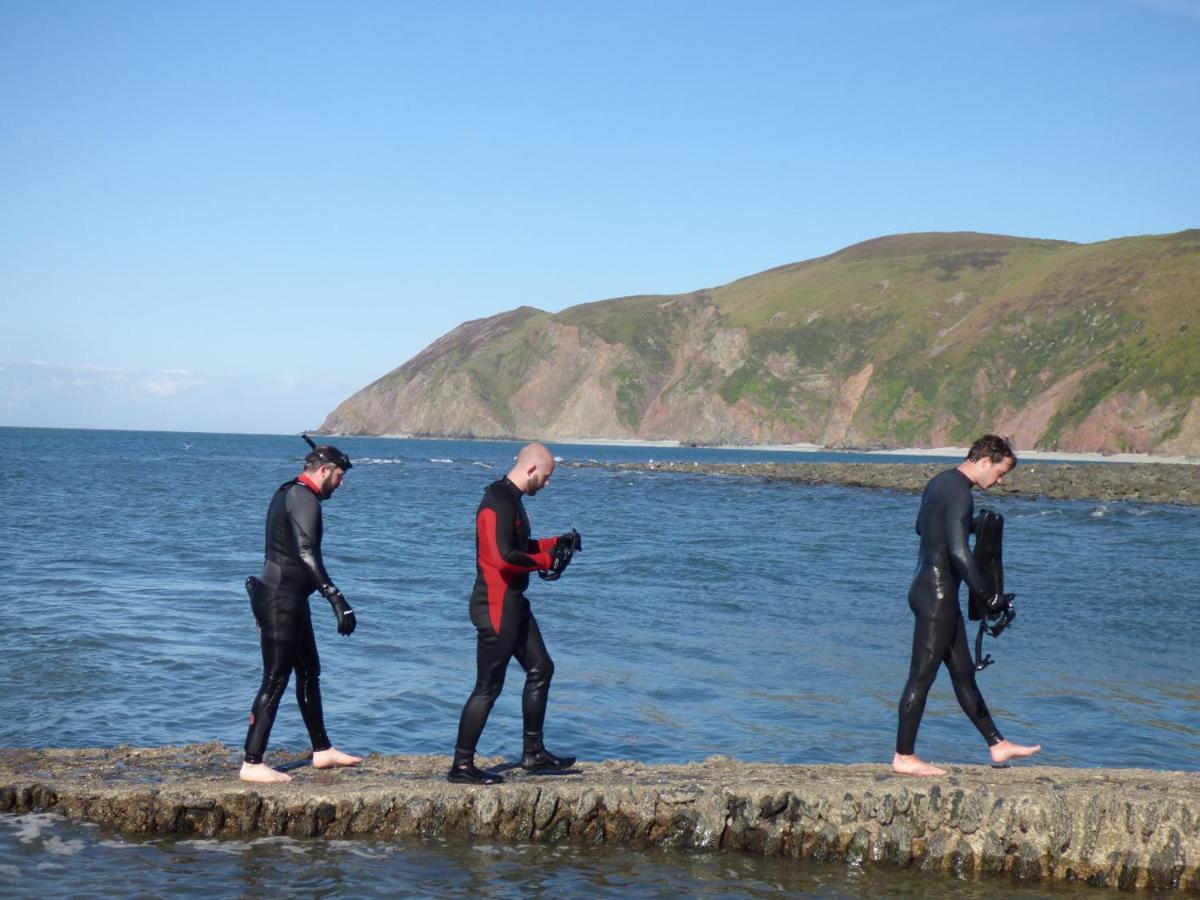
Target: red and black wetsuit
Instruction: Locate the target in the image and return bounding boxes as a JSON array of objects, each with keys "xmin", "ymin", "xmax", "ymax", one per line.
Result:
[
  {"xmin": 452, "ymin": 477, "xmax": 558, "ymax": 766},
  {"xmin": 896, "ymin": 468, "xmax": 1003, "ymax": 755},
  {"xmin": 243, "ymin": 474, "xmax": 336, "ymax": 764}
]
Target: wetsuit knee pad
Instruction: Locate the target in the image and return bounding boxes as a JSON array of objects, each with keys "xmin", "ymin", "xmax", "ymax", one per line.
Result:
[
  {"xmin": 899, "ymin": 683, "xmax": 930, "ymax": 712},
  {"xmin": 257, "ymin": 674, "xmax": 290, "ymax": 708},
  {"xmin": 525, "ymin": 657, "xmax": 554, "ymax": 685},
  {"xmin": 470, "ymin": 681, "xmax": 505, "ymax": 706},
  {"xmin": 294, "ymin": 670, "xmax": 321, "ymax": 698},
  {"xmin": 295, "ymin": 649, "xmax": 321, "ymax": 681}
]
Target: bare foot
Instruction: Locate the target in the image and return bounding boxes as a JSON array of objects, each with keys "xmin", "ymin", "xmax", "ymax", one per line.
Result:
[
  {"xmin": 312, "ymin": 747, "xmax": 363, "ymax": 769},
  {"xmin": 892, "ymin": 753, "xmax": 946, "ymax": 776},
  {"xmin": 239, "ymin": 762, "xmax": 291, "ymax": 783},
  {"xmin": 990, "ymin": 740, "xmax": 1041, "ymax": 764}
]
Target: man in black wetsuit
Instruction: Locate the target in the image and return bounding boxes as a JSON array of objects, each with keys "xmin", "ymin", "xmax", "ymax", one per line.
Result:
[
  {"xmin": 448, "ymin": 442, "xmax": 580, "ymax": 785},
  {"xmin": 893, "ymin": 434, "xmax": 1042, "ymax": 776},
  {"xmin": 239, "ymin": 440, "xmax": 363, "ymax": 784}
]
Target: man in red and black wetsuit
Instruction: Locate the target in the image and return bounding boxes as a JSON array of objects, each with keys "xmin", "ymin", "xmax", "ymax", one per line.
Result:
[{"xmin": 448, "ymin": 443, "xmax": 580, "ymax": 785}]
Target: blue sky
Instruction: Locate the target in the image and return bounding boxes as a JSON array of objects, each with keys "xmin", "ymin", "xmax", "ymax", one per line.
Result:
[{"xmin": 2, "ymin": 0, "xmax": 1197, "ymax": 434}]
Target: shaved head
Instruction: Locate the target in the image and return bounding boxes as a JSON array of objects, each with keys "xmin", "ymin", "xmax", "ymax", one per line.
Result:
[
  {"xmin": 509, "ymin": 443, "xmax": 555, "ymax": 495},
  {"xmin": 516, "ymin": 443, "xmax": 553, "ymax": 469}
]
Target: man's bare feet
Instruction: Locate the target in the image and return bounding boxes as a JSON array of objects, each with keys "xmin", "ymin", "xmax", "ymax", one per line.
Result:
[
  {"xmin": 312, "ymin": 747, "xmax": 363, "ymax": 769},
  {"xmin": 239, "ymin": 762, "xmax": 292, "ymax": 783},
  {"xmin": 990, "ymin": 739, "xmax": 1041, "ymax": 765},
  {"xmin": 892, "ymin": 753, "xmax": 946, "ymax": 776}
]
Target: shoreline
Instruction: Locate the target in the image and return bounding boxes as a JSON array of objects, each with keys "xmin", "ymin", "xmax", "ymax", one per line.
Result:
[
  {"xmin": 560, "ymin": 439, "xmax": 1199, "ymax": 465},
  {"xmin": 344, "ymin": 433, "xmax": 1199, "ymax": 465}
]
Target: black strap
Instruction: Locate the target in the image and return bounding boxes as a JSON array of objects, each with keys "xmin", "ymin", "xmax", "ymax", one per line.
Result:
[{"xmin": 974, "ymin": 620, "xmax": 994, "ymax": 671}]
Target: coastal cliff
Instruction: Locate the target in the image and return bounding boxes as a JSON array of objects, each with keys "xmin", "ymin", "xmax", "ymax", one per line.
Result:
[
  {"xmin": 320, "ymin": 229, "xmax": 1200, "ymax": 457},
  {"xmin": 2, "ymin": 746, "xmax": 1198, "ymax": 892}
]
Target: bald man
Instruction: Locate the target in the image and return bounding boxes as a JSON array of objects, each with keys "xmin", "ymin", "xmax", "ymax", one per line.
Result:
[{"xmin": 447, "ymin": 443, "xmax": 581, "ymax": 785}]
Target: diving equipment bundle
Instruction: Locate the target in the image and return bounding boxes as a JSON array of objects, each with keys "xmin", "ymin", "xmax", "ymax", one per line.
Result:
[{"xmin": 969, "ymin": 508, "xmax": 1017, "ymax": 671}]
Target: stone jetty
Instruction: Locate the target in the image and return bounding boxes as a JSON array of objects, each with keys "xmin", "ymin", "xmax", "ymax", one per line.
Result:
[
  {"xmin": 2, "ymin": 746, "xmax": 1197, "ymax": 891},
  {"xmin": 566, "ymin": 460, "xmax": 1200, "ymax": 506}
]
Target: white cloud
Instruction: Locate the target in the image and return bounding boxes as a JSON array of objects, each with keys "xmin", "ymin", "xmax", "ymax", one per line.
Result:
[
  {"xmin": 48, "ymin": 375, "xmax": 97, "ymax": 390},
  {"xmin": 140, "ymin": 374, "xmax": 206, "ymax": 397},
  {"xmin": 0, "ymin": 360, "xmax": 368, "ymax": 433},
  {"xmin": 1, "ymin": 360, "xmax": 207, "ymax": 405}
]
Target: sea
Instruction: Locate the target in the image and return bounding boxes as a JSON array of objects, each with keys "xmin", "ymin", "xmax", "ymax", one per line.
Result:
[{"xmin": 1, "ymin": 426, "xmax": 1196, "ymax": 898}]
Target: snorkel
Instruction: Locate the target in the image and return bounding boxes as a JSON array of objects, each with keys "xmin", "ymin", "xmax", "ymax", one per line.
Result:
[
  {"xmin": 302, "ymin": 434, "xmax": 353, "ymax": 472},
  {"xmin": 301, "ymin": 434, "xmax": 352, "ymax": 499}
]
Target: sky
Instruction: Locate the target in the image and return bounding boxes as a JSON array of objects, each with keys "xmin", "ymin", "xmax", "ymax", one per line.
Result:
[{"xmin": 1, "ymin": 1, "xmax": 1198, "ymax": 434}]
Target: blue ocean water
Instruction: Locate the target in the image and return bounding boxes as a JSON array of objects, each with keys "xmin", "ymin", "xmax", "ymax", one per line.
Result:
[{"xmin": 1, "ymin": 427, "xmax": 1197, "ymax": 896}]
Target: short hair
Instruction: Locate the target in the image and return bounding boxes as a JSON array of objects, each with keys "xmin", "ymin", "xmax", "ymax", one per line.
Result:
[
  {"xmin": 304, "ymin": 444, "xmax": 352, "ymax": 472},
  {"xmin": 966, "ymin": 434, "xmax": 1017, "ymax": 467}
]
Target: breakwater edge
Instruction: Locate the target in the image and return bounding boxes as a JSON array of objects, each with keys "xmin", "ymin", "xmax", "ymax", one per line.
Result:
[{"xmin": 2, "ymin": 745, "xmax": 1197, "ymax": 892}]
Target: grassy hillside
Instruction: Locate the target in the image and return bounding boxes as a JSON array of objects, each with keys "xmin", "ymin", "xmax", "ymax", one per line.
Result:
[{"xmin": 700, "ymin": 230, "xmax": 1200, "ymax": 449}]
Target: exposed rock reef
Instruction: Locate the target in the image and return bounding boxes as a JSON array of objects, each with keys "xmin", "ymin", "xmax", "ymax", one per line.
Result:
[
  {"xmin": 320, "ymin": 230, "xmax": 1200, "ymax": 456},
  {"xmin": 2, "ymin": 746, "xmax": 1198, "ymax": 891},
  {"xmin": 565, "ymin": 460, "xmax": 1200, "ymax": 506}
]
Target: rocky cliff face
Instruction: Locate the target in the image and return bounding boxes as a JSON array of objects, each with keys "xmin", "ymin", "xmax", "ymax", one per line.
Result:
[{"xmin": 320, "ymin": 230, "xmax": 1200, "ymax": 455}]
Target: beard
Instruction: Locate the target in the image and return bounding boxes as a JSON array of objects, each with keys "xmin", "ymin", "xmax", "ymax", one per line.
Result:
[{"xmin": 525, "ymin": 475, "xmax": 543, "ymax": 495}]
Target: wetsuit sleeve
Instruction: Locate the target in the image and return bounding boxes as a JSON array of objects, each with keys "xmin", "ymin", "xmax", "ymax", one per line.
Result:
[
  {"xmin": 944, "ymin": 485, "xmax": 990, "ymax": 596},
  {"xmin": 286, "ymin": 488, "xmax": 335, "ymax": 589},
  {"xmin": 478, "ymin": 494, "xmax": 553, "ymax": 573},
  {"xmin": 532, "ymin": 536, "xmax": 558, "ymax": 554}
]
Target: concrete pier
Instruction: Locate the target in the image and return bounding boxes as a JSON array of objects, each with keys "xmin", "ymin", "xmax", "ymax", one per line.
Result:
[{"xmin": 1, "ymin": 745, "xmax": 1197, "ymax": 891}]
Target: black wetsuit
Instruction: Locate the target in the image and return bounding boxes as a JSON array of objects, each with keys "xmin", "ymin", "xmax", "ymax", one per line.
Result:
[
  {"xmin": 243, "ymin": 477, "xmax": 337, "ymax": 764},
  {"xmin": 896, "ymin": 468, "xmax": 1002, "ymax": 755},
  {"xmin": 452, "ymin": 477, "xmax": 557, "ymax": 766}
]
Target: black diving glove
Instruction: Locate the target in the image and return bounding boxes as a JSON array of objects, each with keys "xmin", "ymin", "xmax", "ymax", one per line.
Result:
[
  {"xmin": 985, "ymin": 592, "xmax": 1015, "ymax": 617},
  {"xmin": 985, "ymin": 592, "xmax": 1016, "ymax": 637},
  {"xmin": 539, "ymin": 528, "xmax": 582, "ymax": 582},
  {"xmin": 320, "ymin": 585, "xmax": 357, "ymax": 636}
]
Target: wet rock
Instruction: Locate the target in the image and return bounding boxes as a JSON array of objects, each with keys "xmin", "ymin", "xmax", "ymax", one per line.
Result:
[
  {"xmin": 1, "ymin": 747, "xmax": 1198, "ymax": 891},
  {"xmin": 568, "ymin": 460, "xmax": 1200, "ymax": 506}
]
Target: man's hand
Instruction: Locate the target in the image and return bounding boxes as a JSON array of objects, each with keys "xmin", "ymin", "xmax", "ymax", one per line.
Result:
[
  {"xmin": 321, "ymin": 585, "xmax": 357, "ymax": 636},
  {"xmin": 985, "ymin": 592, "xmax": 1015, "ymax": 617},
  {"xmin": 539, "ymin": 528, "xmax": 582, "ymax": 581}
]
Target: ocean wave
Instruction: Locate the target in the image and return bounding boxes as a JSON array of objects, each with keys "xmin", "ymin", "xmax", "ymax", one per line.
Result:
[
  {"xmin": 6, "ymin": 815, "xmax": 87, "ymax": 857},
  {"xmin": 429, "ymin": 458, "xmax": 453, "ymax": 463},
  {"xmin": 355, "ymin": 458, "xmax": 404, "ymax": 465}
]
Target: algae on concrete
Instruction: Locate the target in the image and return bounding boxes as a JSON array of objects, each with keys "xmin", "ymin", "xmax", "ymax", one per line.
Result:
[{"xmin": 2, "ymin": 745, "xmax": 1198, "ymax": 892}]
